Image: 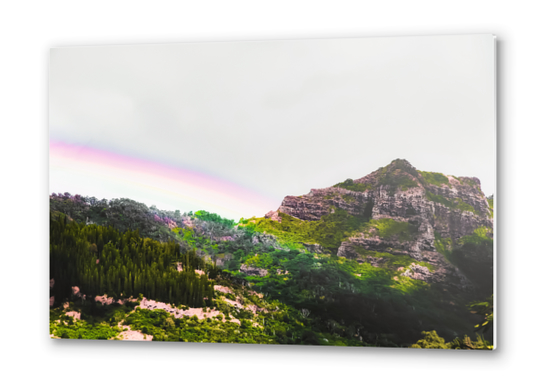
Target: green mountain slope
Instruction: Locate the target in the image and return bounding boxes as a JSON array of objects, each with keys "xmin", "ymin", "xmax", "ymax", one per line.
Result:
[{"xmin": 49, "ymin": 159, "xmax": 494, "ymax": 348}]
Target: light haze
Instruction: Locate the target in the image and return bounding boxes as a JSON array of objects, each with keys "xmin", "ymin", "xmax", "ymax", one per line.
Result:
[{"xmin": 50, "ymin": 34, "xmax": 496, "ymax": 218}]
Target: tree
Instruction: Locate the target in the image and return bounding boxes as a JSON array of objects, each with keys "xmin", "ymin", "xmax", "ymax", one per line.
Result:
[
  {"xmin": 469, "ymin": 295, "xmax": 494, "ymax": 334},
  {"xmin": 410, "ymin": 331, "xmax": 449, "ymax": 349}
]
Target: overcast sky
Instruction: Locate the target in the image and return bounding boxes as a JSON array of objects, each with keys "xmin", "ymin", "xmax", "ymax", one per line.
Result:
[{"xmin": 50, "ymin": 34, "xmax": 495, "ymax": 219}]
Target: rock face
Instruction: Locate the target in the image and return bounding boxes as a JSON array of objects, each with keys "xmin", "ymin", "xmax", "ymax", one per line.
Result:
[
  {"xmin": 302, "ymin": 243, "xmax": 326, "ymax": 254},
  {"xmin": 264, "ymin": 210, "xmax": 281, "ymax": 222},
  {"xmin": 401, "ymin": 263, "xmax": 434, "ymax": 282},
  {"xmin": 240, "ymin": 264, "xmax": 268, "ymax": 277},
  {"xmin": 274, "ymin": 159, "xmax": 493, "ymax": 289},
  {"xmin": 251, "ymin": 232, "xmax": 287, "ymax": 250}
]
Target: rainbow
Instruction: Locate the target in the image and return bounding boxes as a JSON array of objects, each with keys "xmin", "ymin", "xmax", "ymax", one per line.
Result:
[{"xmin": 49, "ymin": 140, "xmax": 280, "ymax": 220}]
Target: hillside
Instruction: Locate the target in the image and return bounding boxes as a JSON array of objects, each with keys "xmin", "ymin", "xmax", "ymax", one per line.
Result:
[
  {"xmin": 249, "ymin": 159, "xmax": 493, "ymax": 295},
  {"xmin": 49, "ymin": 159, "xmax": 494, "ymax": 348}
]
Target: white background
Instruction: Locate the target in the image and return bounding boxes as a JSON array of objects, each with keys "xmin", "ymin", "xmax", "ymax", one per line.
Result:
[{"xmin": 1, "ymin": 1, "xmax": 539, "ymax": 382}]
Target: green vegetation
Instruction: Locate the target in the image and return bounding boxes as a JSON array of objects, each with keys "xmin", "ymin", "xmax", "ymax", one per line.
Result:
[
  {"xmin": 373, "ymin": 219, "xmax": 412, "ymax": 239},
  {"xmin": 50, "ymin": 194, "xmax": 179, "ymax": 242},
  {"xmin": 333, "ymin": 178, "xmax": 372, "ymax": 192},
  {"xmin": 448, "ymin": 334, "xmax": 493, "ymax": 350},
  {"xmin": 458, "ymin": 226, "xmax": 492, "ymax": 246},
  {"xmin": 240, "ymin": 208, "xmax": 369, "ymax": 253},
  {"xmin": 419, "ymin": 171, "xmax": 451, "ymax": 187},
  {"xmin": 376, "ymin": 161, "xmax": 420, "ymax": 192},
  {"xmin": 410, "ymin": 330, "xmax": 449, "ymax": 349},
  {"xmin": 426, "ymin": 191, "xmax": 479, "ymax": 214},
  {"xmin": 323, "ymin": 192, "xmax": 338, "ymax": 200},
  {"xmin": 240, "ymin": 213, "xmax": 417, "ymax": 257},
  {"xmin": 125, "ymin": 308, "xmax": 274, "ymax": 343},
  {"xmin": 410, "ymin": 330, "xmax": 492, "ymax": 350},
  {"xmin": 445, "ymin": 227, "xmax": 493, "ymax": 298},
  {"xmin": 50, "ymin": 216, "xmax": 217, "ymax": 308},
  {"xmin": 470, "ymin": 295, "xmax": 494, "ymax": 334},
  {"xmin": 358, "ymin": 218, "xmax": 417, "ymax": 241},
  {"xmin": 122, "ymin": 290, "xmax": 357, "ymax": 345},
  {"xmin": 50, "ymin": 311, "xmax": 121, "ymax": 340},
  {"xmin": 487, "ymin": 195, "xmax": 494, "ymax": 218},
  {"xmin": 381, "ymin": 173, "xmax": 419, "ymax": 192},
  {"xmin": 353, "ymin": 247, "xmax": 435, "ymax": 274},
  {"xmin": 434, "ymin": 227, "xmax": 493, "ymax": 298},
  {"xmin": 342, "ymin": 194, "xmax": 356, "ymax": 203},
  {"xmin": 222, "ymin": 248, "xmax": 479, "ymax": 346},
  {"xmin": 50, "ymin": 277, "xmax": 367, "ymax": 346},
  {"xmin": 434, "ymin": 232, "xmax": 452, "ymax": 260},
  {"xmin": 50, "ymin": 178, "xmax": 493, "ymax": 348},
  {"xmin": 411, "ymin": 295, "xmax": 494, "ymax": 349},
  {"xmin": 50, "ymin": 300, "xmax": 139, "ymax": 339},
  {"xmin": 194, "ymin": 210, "xmax": 235, "ymax": 228}
]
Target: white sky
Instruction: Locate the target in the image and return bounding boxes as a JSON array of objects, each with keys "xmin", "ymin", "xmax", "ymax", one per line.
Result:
[{"xmin": 50, "ymin": 34, "xmax": 495, "ymax": 216}]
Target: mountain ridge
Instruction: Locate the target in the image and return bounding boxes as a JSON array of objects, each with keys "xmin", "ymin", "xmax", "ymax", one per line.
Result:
[
  {"xmin": 49, "ymin": 158, "xmax": 494, "ymax": 347},
  {"xmin": 256, "ymin": 159, "xmax": 493, "ymax": 290}
]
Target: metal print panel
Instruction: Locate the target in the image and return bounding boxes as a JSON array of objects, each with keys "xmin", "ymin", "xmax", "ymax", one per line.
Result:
[{"xmin": 49, "ymin": 34, "xmax": 496, "ymax": 349}]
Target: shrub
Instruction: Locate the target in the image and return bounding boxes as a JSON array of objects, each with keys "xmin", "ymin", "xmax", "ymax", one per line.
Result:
[
  {"xmin": 418, "ymin": 171, "xmax": 451, "ymax": 187},
  {"xmin": 426, "ymin": 191, "xmax": 478, "ymax": 214},
  {"xmin": 334, "ymin": 179, "xmax": 372, "ymax": 193},
  {"xmin": 410, "ymin": 330, "xmax": 449, "ymax": 349}
]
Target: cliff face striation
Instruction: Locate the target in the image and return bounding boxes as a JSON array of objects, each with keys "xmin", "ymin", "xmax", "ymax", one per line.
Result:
[{"xmin": 266, "ymin": 159, "xmax": 493, "ymax": 290}]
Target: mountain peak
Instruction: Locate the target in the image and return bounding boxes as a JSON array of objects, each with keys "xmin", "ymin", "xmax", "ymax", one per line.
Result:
[
  {"xmin": 267, "ymin": 159, "xmax": 493, "ymax": 295},
  {"xmin": 385, "ymin": 158, "xmax": 416, "ymax": 171},
  {"xmin": 276, "ymin": 159, "xmax": 492, "ymax": 228}
]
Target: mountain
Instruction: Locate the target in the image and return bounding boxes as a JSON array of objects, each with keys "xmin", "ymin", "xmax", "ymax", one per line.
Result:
[
  {"xmin": 262, "ymin": 159, "xmax": 493, "ymax": 292},
  {"xmin": 49, "ymin": 159, "xmax": 494, "ymax": 348}
]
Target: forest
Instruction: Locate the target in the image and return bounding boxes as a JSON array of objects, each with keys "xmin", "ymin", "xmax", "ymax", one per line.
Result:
[
  {"xmin": 49, "ymin": 184, "xmax": 493, "ymax": 349},
  {"xmin": 50, "ymin": 215, "xmax": 216, "ymax": 308}
]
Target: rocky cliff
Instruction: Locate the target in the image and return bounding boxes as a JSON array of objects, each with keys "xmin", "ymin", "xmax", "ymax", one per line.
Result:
[{"xmin": 266, "ymin": 159, "xmax": 493, "ymax": 290}]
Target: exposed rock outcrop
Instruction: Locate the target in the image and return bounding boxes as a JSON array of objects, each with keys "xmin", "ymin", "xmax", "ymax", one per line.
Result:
[
  {"xmin": 264, "ymin": 210, "xmax": 281, "ymax": 222},
  {"xmin": 251, "ymin": 232, "xmax": 286, "ymax": 250},
  {"xmin": 302, "ymin": 243, "xmax": 326, "ymax": 254},
  {"xmin": 278, "ymin": 188, "xmax": 370, "ymax": 221},
  {"xmin": 65, "ymin": 311, "xmax": 81, "ymax": 320},
  {"xmin": 274, "ymin": 159, "xmax": 493, "ymax": 289},
  {"xmin": 401, "ymin": 263, "xmax": 433, "ymax": 282},
  {"xmin": 240, "ymin": 264, "xmax": 268, "ymax": 277},
  {"xmin": 118, "ymin": 329, "xmax": 153, "ymax": 341}
]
